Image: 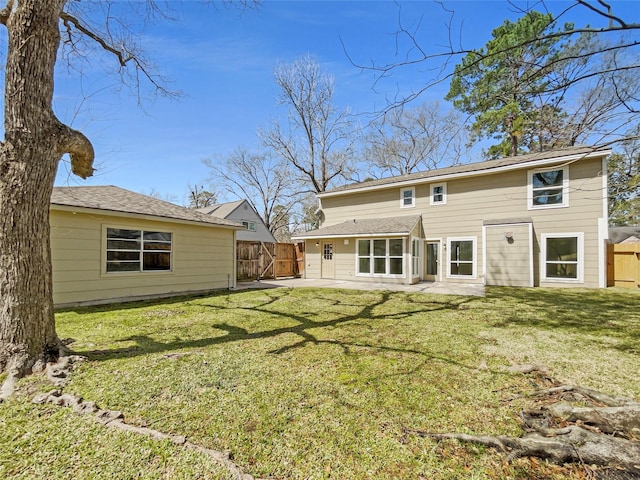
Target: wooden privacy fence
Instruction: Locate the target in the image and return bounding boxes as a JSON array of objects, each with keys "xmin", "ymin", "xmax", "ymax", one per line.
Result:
[
  {"xmin": 607, "ymin": 243, "xmax": 640, "ymax": 288},
  {"xmin": 236, "ymin": 241, "xmax": 303, "ymax": 281}
]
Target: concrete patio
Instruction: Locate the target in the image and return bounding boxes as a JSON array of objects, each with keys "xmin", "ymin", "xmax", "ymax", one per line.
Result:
[{"xmin": 236, "ymin": 278, "xmax": 485, "ymax": 296}]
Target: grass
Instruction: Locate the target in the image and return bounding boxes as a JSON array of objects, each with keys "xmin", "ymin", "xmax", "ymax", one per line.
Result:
[{"xmin": 1, "ymin": 286, "xmax": 639, "ymax": 479}]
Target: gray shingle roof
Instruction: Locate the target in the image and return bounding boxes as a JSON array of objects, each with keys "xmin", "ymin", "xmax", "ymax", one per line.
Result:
[
  {"xmin": 609, "ymin": 226, "xmax": 640, "ymax": 244},
  {"xmin": 197, "ymin": 199, "xmax": 245, "ymax": 218},
  {"xmin": 323, "ymin": 145, "xmax": 610, "ymax": 196},
  {"xmin": 293, "ymin": 215, "xmax": 421, "ymax": 239},
  {"xmin": 51, "ymin": 186, "xmax": 242, "ymax": 228}
]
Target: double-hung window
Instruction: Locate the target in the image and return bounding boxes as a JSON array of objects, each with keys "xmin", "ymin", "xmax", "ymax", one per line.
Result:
[
  {"xmin": 447, "ymin": 237, "xmax": 476, "ymax": 278},
  {"xmin": 400, "ymin": 187, "xmax": 415, "ymax": 208},
  {"xmin": 430, "ymin": 183, "xmax": 447, "ymax": 205},
  {"xmin": 357, "ymin": 238, "xmax": 404, "ymax": 276},
  {"xmin": 106, "ymin": 228, "xmax": 172, "ymax": 273},
  {"xmin": 529, "ymin": 167, "xmax": 568, "ymax": 209},
  {"xmin": 542, "ymin": 233, "xmax": 583, "ymax": 282}
]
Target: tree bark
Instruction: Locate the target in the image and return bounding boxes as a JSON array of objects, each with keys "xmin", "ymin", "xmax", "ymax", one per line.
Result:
[{"xmin": 0, "ymin": 0, "xmax": 94, "ymax": 380}]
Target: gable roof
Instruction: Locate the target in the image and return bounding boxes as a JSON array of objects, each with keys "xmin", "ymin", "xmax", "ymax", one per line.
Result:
[
  {"xmin": 609, "ymin": 226, "xmax": 640, "ymax": 244},
  {"xmin": 51, "ymin": 186, "xmax": 242, "ymax": 229},
  {"xmin": 197, "ymin": 199, "xmax": 246, "ymax": 218},
  {"xmin": 292, "ymin": 215, "xmax": 421, "ymax": 239},
  {"xmin": 321, "ymin": 145, "xmax": 611, "ymax": 198}
]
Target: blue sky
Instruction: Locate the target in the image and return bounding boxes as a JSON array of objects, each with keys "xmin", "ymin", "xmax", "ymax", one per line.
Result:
[{"xmin": 49, "ymin": 0, "xmax": 638, "ymax": 204}]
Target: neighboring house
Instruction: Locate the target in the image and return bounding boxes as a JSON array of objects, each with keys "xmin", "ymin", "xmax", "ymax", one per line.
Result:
[
  {"xmin": 293, "ymin": 146, "xmax": 611, "ymax": 289},
  {"xmin": 198, "ymin": 199, "xmax": 276, "ymax": 243},
  {"xmin": 609, "ymin": 226, "xmax": 640, "ymax": 244},
  {"xmin": 51, "ymin": 186, "xmax": 242, "ymax": 307}
]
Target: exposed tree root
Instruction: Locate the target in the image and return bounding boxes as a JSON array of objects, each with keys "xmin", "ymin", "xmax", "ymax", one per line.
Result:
[
  {"xmin": 0, "ymin": 338, "xmax": 78, "ymax": 402},
  {"xmin": 33, "ymin": 390, "xmax": 262, "ymax": 480},
  {"xmin": 409, "ymin": 371, "xmax": 640, "ymax": 477}
]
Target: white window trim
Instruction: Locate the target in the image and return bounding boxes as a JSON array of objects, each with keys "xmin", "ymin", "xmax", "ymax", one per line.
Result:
[
  {"xmin": 430, "ymin": 182, "xmax": 447, "ymax": 205},
  {"xmin": 355, "ymin": 237, "xmax": 406, "ymax": 278},
  {"xmin": 541, "ymin": 232, "xmax": 584, "ymax": 283},
  {"xmin": 527, "ymin": 166, "xmax": 569, "ymax": 210},
  {"xmin": 446, "ymin": 236, "xmax": 477, "ymax": 279},
  {"xmin": 242, "ymin": 220, "xmax": 256, "ymax": 232},
  {"xmin": 400, "ymin": 187, "xmax": 415, "ymax": 208}
]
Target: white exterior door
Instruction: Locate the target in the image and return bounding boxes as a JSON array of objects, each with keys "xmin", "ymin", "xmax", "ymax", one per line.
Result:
[{"xmin": 321, "ymin": 242, "xmax": 335, "ymax": 279}]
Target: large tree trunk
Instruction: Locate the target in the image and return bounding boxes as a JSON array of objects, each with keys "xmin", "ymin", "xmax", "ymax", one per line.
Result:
[{"xmin": 0, "ymin": 0, "xmax": 94, "ymax": 381}]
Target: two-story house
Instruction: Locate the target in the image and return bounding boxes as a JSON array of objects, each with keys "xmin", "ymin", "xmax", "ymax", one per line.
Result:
[{"xmin": 293, "ymin": 146, "xmax": 610, "ymax": 288}]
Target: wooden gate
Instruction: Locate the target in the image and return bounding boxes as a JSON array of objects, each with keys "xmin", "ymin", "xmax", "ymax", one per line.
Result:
[
  {"xmin": 236, "ymin": 241, "xmax": 301, "ymax": 281},
  {"xmin": 607, "ymin": 243, "xmax": 640, "ymax": 288}
]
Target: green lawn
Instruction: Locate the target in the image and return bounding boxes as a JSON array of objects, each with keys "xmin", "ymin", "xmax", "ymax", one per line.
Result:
[{"xmin": 2, "ymin": 286, "xmax": 639, "ymax": 479}]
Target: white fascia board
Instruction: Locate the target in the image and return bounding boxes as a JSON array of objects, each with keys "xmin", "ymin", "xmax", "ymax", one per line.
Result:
[
  {"xmin": 292, "ymin": 232, "xmax": 411, "ymax": 240},
  {"xmin": 318, "ymin": 150, "xmax": 612, "ymax": 199}
]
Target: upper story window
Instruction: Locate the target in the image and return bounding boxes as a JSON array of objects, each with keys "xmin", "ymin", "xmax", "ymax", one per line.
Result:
[
  {"xmin": 106, "ymin": 228, "xmax": 172, "ymax": 273},
  {"xmin": 242, "ymin": 220, "xmax": 256, "ymax": 231},
  {"xmin": 528, "ymin": 166, "xmax": 568, "ymax": 209},
  {"xmin": 400, "ymin": 187, "xmax": 415, "ymax": 208},
  {"xmin": 430, "ymin": 182, "xmax": 447, "ymax": 205}
]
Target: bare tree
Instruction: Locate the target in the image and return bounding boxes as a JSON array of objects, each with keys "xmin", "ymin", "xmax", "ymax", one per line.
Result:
[
  {"xmin": 0, "ymin": 0, "xmax": 253, "ymax": 394},
  {"xmin": 364, "ymin": 101, "xmax": 468, "ymax": 176},
  {"xmin": 205, "ymin": 148, "xmax": 298, "ymax": 236},
  {"xmin": 260, "ymin": 54, "xmax": 355, "ymax": 194},
  {"xmin": 186, "ymin": 183, "xmax": 218, "ymax": 209}
]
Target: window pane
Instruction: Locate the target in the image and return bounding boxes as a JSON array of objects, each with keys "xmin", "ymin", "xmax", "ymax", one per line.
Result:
[
  {"xmin": 359, "ymin": 257, "xmax": 370, "ymax": 273},
  {"xmin": 451, "ymin": 262, "xmax": 473, "ymax": 276},
  {"xmin": 546, "ymin": 263, "xmax": 577, "ymax": 279},
  {"xmin": 107, "ymin": 251, "xmax": 140, "ymax": 261},
  {"xmin": 358, "ymin": 240, "xmax": 370, "ymax": 256},
  {"xmin": 107, "ymin": 239, "xmax": 140, "ymax": 250},
  {"xmin": 389, "ymin": 258, "xmax": 403, "ymax": 275},
  {"xmin": 107, "ymin": 228, "xmax": 140, "ymax": 240},
  {"xmin": 106, "ymin": 262, "xmax": 140, "ymax": 272},
  {"xmin": 533, "ymin": 170, "xmax": 563, "ymax": 188},
  {"xmin": 143, "ymin": 252, "xmax": 171, "ymax": 270},
  {"xmin": 143, "ymin": 231, "xmax": 172, "ymax": 242},
  {"xmin": 533, "ymin": 188, "xmax": 563, "ymax": 205},
  {"xmin": 426, "ymin": 244, "xmax": 438, "ymax": 275},
  {"xmin": 373, "ymin": 239, "xmax": 386, "ymax": 256},
  {"xmin": 546, "ymin": 237, "xmax": 578, "ymax": 262},
  {"xmin": 451, "ymin": 241, "xmax": 473, "ymax": 262},
  {"xmin": 389, "ymin": 239, "xmax": 403, "ymax": 256},
  {"xmin": 144, "ymin": 241, "xmax": 172, "ymax": 251},
  {"xmin": 374, "ymin": 258, "xmax": 386, "ymax": 274}
]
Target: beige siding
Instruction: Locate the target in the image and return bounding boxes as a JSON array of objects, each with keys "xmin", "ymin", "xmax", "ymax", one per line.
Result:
[
  {"xmin": 485, "ymin": 224, "xmax": 532, "ymax": 287},
  {"xmin": 318, "ymin": 157, "xmax": 606, "ymax": 288},
  {"xmin": 51, "ymin": 210, "xmax": 235, "ymax": 306}
]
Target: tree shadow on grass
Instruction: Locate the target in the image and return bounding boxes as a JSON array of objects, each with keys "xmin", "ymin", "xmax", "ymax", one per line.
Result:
[
  {"xmin": 79, "ymin": 288, "xmax": 499, "ymax": 374},
  {"xmin": 484, "ymin": 287, "xmax": 640, "ymax": 355}
]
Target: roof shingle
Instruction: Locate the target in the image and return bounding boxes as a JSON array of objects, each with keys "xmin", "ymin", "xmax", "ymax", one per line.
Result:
[
  {"xmin": 322, "ymin": 145, "xmax": 610, "ymax": 196},
  {"xmin": 293, "ymin": 215, "xmax": 421, "ymax": 238},
  {"xmin": 51, "ymin": 186, "xmax": 242, "ymax": 228}
]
